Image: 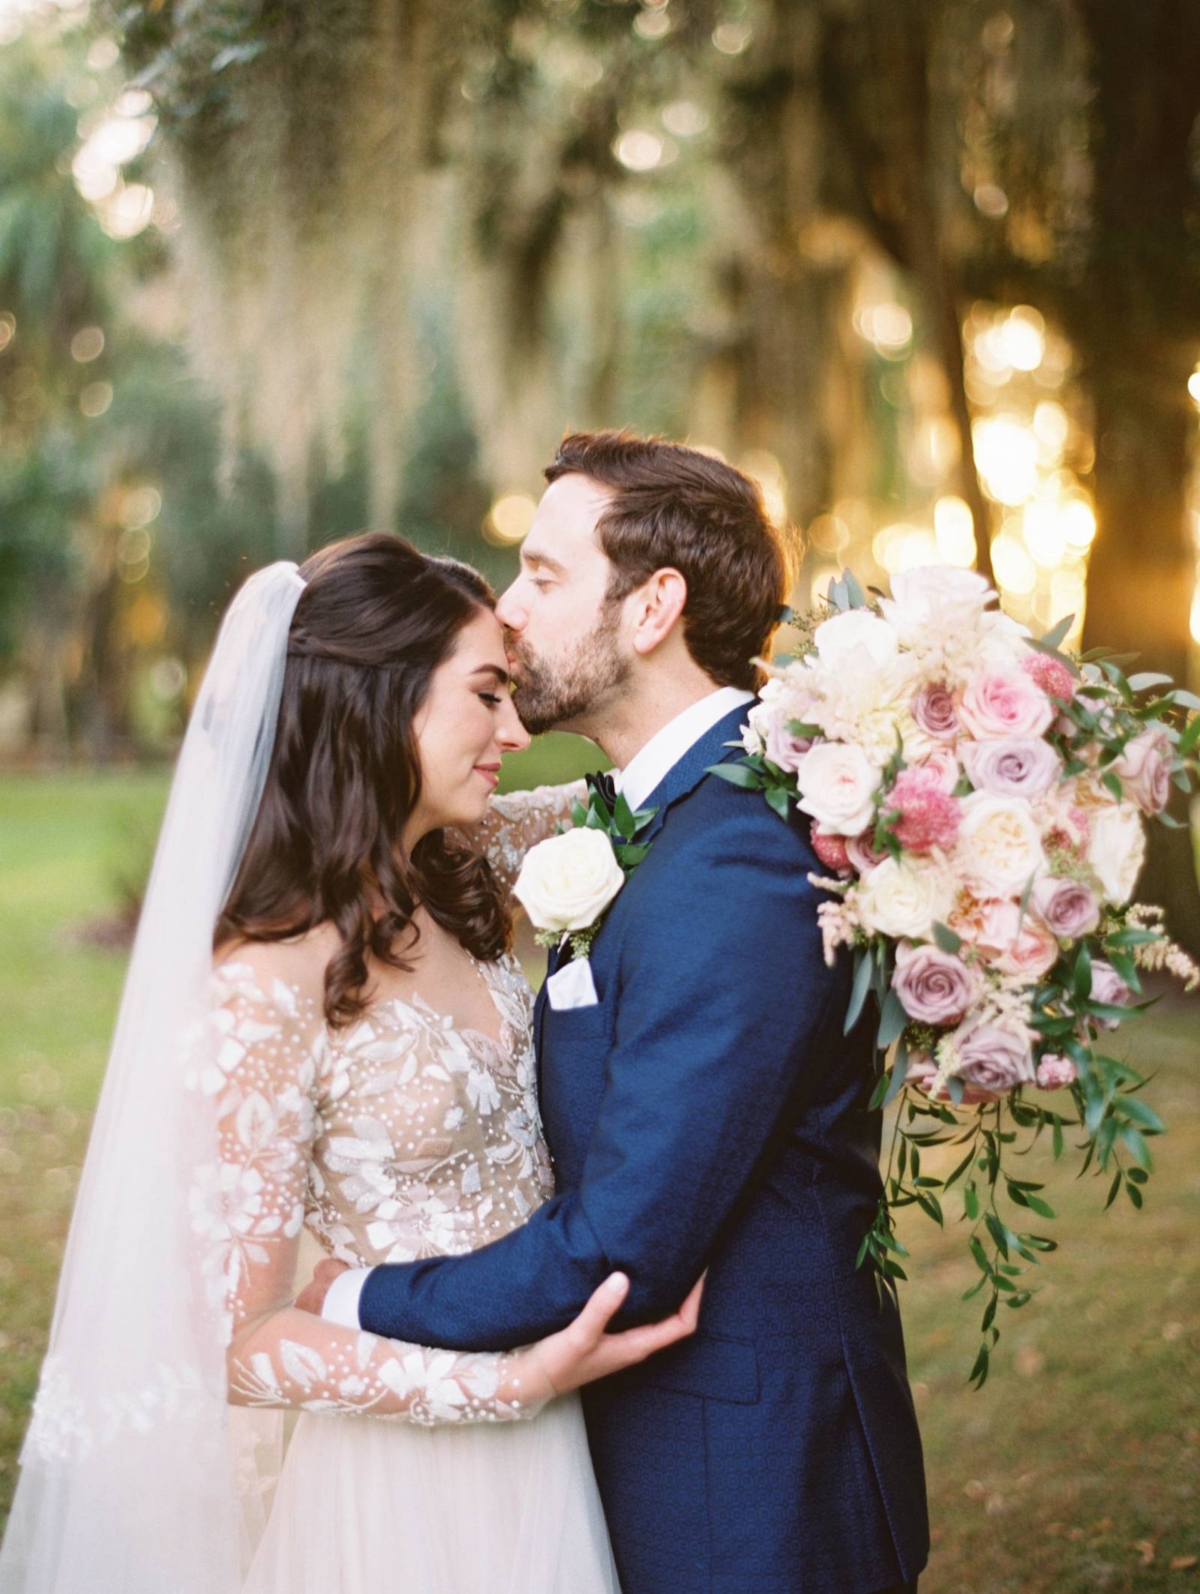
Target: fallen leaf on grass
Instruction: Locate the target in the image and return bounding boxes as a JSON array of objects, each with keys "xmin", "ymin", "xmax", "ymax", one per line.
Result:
[
  {"xmin": 1169, "ymin": 1555, "xmax": 1198, "ymax": 1571},
  {"xmin": 1132, "ymin": 1540, "xmax": 1155, "ymax": 1567}
]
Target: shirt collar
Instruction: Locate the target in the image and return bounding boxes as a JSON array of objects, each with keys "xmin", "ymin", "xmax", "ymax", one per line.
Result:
[{"xmin": 614, "ymin": 686, "xmax": 756, "ymax": 814}]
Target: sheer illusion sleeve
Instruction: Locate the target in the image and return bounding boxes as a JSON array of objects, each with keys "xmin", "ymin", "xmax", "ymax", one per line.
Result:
[
  {"xmin": 208, "ymin": 961, "xmax": 543, "ymax": 1426},
  {"xmin": 470, "ymin": 782, "xmax": 587, "ymax": 897}
]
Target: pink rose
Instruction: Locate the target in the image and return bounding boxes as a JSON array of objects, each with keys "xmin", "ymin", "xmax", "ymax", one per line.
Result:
[
  {"xmin": 994, "ymin": 916, "xmax": 1059, "ymax": 979},
  {"xmin": 961, "ymin": 739, "xmax": 1062, "ymax": 800},
  {"xmin": 886, "ymin": 768, "xmax": 962, "ymax": 853},
  {"xmin": 1112, "ymin": 728, "xmax": 1172, "ymax": 816},
  {"xmin": 764, "ymin": 707, "xmax": 815, "ymax": 775},
  {"xmin": 906, "ymin": 1047, "xmax": 1009, "ymax": 1107},
  {"xmin": 845, "ymin": 831, "xmax": 890, "ymax": 874},
  {"xmin": 918, "ymin": 746, "xmax": 961, "ymax": 794},
  {"xmin": 954, "ymin": 1020, "xmax": 1038, "ymax": 1096},
  {"xmin": 911, "ymin": 683, "xmax": 961, "ymax": 742},
  {"xmin": 1089, "ymin": 959, "xmax": 1134, "ymax": 1030},
  {"xmin": 965, "ymin": 899, "xmax": 1059, "ymax": 978},
  {"xmin": 1030, "ymin": 875, "xmax": 1099, "ymax": 940},
  {"xmin": 892, "ymin": 941, "xmax": 979, "ymax": 1026},
  {"xmin": 812, "ymin": 828, "xmax": 852, "ymax": 875},
  {"xmin": 1035, "ymin": 1054, "xmax": 1077, "ymax": 1090},
  {"xmin": 1021, "ymin": 651, "xmax": 1076, "ymax": 703},
  {"xmin": 959, "ymin": 669, "xmax": 1055, "ymax": 742}
]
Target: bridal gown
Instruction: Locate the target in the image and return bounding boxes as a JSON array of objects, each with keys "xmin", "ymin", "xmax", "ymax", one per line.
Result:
[{"xmin": 204, "ymin": 786, "xmax": 619, "ymax": 1594}]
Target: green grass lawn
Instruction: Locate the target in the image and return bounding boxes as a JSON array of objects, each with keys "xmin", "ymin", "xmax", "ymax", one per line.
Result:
[{"xmin": 0, "ymin": 767, "xmax": 1197, "ymax": 1589}]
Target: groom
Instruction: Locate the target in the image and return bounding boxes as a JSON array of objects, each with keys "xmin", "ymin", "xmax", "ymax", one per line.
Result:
[{"xmin": 316, "ymin": 431, "xmax": 928, "ymax": 1593}]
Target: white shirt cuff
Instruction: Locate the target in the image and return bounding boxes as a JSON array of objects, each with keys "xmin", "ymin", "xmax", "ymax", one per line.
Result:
[{"xmin": 321, "ymin": 1266, "xmax": 373, "ymax": 1329}]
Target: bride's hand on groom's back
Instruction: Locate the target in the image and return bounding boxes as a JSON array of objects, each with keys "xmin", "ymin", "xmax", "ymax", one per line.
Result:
[
  {"xmin": 295, "ymin": 1256, "xmax": 350, "ymax": 1316},
  {"xmin": 523, "ymin": 1272, "xmax": 704, "ymax": 1400}
]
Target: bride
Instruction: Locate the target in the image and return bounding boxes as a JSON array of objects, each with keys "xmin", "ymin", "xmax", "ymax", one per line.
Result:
[{"xmin": 0, "ymin": 533, "xmax": 699, "ymax": 1594}]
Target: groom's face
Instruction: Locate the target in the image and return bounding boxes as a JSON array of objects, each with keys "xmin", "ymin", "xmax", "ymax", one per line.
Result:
[{"xmin": 496, "ymin": 474, "xmax": 633, "ymax": 736}]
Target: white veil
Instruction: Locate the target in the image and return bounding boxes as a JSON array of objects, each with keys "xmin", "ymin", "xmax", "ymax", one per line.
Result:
[{"xmin": 0, "ymin": 561, "xmax": 306, "ymax": 1593}]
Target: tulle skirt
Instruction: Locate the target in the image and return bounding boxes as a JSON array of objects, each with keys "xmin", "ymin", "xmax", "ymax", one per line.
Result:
[{"xmin": 240, "ymin": 1393, "xmax": 621, "ymax": 1594}]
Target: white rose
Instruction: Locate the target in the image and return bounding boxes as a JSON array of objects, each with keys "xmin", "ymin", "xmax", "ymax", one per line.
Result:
[
  {"xmin": 741, "ymin": 698, "xmax": 772, "ymax": 755},
  {"xmin": 814, "ymin": 610, "xmax": 899, "ymax": 671},
  {"xmin": 879, "ymin": 566, "xmax": 995, "ymax": 645},
  {"xmin": 976, "ymin": 608, "xmax": 1033, "ymax": 666},
  {"xmin": 1087, "ymin": 801, "xmax": 1147, "ymax": 905},
  {"xmin": 795, "ymin": 742, "xmax": 882, "ymax": 835},
  {"xmin": 854, "ymin": 856, "xmax": 954, "ymax": 941},
  {"xmin": 956, "ymin": 791, "xmax": 1046, "ymax": 897},
  {"xmin": 513, "ymin": 828, "xmax": 626, "ymax": 933}
]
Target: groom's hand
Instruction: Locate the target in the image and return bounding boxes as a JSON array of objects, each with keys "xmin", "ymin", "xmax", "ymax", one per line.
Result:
[{"xmin": 295, "ymin": 1256, "xmax": 351, "ymax": 1315}]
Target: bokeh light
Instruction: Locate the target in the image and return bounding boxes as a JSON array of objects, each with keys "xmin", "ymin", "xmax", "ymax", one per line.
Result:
[
  {"xmin": 933, "ymin": 496, "xmax": 977, "ymax": 566},
  {"xmin": 70, "ymin": 327, "xmax": 104, "ymax": 362},
  {"xmin": 484, "ymin": 492, "xmax": 537, "ymax": 545}
]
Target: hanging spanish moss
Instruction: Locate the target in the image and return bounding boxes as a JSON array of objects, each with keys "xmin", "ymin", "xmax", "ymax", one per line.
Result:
[{"xmin": 112, "ymin": 0, "xmax": 463, "ymax": 551}]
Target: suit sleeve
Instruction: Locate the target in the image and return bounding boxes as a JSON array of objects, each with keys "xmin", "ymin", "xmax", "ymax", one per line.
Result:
[{"xmin": 357, "ymin": 803, "xmax": 848, "ymax": 1348}]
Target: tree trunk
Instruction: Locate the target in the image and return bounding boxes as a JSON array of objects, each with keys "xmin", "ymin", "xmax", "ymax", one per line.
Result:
[{"xmin": 1072, "ymin": 0, "xmax": 1200, "ymax": 950}]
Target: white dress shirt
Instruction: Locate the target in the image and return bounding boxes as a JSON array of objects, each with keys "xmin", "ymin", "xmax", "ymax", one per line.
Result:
[{"xmin": 320, "ymin": 684, "xmax": 756, "ymax": 1331}]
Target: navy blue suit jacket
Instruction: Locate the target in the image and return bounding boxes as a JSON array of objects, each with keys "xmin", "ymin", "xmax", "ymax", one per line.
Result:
[{"xmin": 359, "ymin": 706, "xmax": 929, "ymax": 1594}]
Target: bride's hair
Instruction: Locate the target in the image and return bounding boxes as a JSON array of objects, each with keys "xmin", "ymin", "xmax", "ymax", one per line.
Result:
[{"xmin": 215, "ymin": 532, "xmax": 512, "ymax": 1027}]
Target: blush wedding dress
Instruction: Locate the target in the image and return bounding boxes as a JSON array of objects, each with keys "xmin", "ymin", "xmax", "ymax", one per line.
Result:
[{"xmin": 215, "ymin": 786, "xmax": 619, "ymax": 1594}]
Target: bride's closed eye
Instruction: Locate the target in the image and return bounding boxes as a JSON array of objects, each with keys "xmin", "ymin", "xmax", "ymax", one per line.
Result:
[{"xmin": 478, "ymin": 692, "xmax": 503, "ymax": 706}]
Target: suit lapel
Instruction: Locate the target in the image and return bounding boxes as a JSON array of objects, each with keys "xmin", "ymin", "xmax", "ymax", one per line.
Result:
[
  {"xmin": 634, "ymin": 702, "xmax": 751, "ymax": 848},
  {"xmin": 535, "ymin": 701, "xmax": 751, "ymax": 1087}
]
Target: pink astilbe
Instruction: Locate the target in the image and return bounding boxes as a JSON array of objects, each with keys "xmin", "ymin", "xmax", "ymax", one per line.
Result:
[
  {"xmin": 886, "ymin": 768, "xmax": 961, "ymax": 853},
  {"xmin": 1021, "ymin": 650, "xmax": 1076, "ymax": 703}
]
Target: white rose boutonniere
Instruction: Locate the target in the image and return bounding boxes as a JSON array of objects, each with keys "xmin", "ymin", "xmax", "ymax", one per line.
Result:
[
  {"xmin": 513, "ymin": 782, "xmax": 659, "ymax": 959},
  {"xmin": 515, "ymin": 828, "xmax": 625, "ymax": 934}
]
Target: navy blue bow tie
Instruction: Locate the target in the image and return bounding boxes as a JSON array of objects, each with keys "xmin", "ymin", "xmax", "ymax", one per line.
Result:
[{"xmin": 586, "ymin": 770, "xmax": 618, "ymax": 809}]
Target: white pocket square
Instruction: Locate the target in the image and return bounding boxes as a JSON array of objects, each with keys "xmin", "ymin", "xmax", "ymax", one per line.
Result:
[{"xmin": 546, "ymin": 957, "xmax": 599, "ymax": 1011}]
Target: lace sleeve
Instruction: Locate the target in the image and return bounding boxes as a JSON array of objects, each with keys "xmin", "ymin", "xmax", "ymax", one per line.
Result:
[
  {"xmin": 471, "ymin": 782, "xmax": 587, "ymax": 896},
  {"xmin": 207, "ymin": 960, "xmax": 544, "ymax": 1426}
]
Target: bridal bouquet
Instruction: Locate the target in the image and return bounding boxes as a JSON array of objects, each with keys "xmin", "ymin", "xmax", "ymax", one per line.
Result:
[{"xmin": 725, "ymin": 565, "xmax": 1200, "ymax": 1384}]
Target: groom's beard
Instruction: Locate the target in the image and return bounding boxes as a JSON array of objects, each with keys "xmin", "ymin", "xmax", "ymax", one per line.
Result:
[{"xmin": 509, "ymin": 602, "xmax": 631, "ymax": 736}]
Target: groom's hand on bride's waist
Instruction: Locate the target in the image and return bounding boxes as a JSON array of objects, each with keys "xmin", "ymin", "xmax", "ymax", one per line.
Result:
[{"xmin": 296, "ymin": 1256, "xmax": 350, "ymax": 1315}]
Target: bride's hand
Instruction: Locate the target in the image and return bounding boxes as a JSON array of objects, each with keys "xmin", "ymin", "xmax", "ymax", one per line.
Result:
[{"xmin": 514, "ymin": 1273, "xmax": 704, "ymax": 1403}]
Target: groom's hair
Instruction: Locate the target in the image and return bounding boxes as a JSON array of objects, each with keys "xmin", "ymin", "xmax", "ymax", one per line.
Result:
[{"xmin": 545, "ymin": 430, "xmax": 792, "ymax": 690}]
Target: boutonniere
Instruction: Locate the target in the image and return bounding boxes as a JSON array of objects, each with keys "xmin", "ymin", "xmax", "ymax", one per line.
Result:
[{"xmin": 513, "ymin": 778, "xmax": 658, "ymax": 960}]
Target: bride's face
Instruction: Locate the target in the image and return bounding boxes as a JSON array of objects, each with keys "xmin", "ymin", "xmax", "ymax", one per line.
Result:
[{"xmin": 407, "ymin": 608, "xmax": 530, "ymax": 842}]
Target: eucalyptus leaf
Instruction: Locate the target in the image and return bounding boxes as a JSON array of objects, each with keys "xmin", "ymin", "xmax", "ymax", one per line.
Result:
[
  {"xmin": 932, "ymin": 921, "xmax": 963, "ymax": 954},
  {"xmin": 876, "ymin": 988, "xmax": 908, "ymax": 1050},
  {"xmin": 842, "ymin": 568, "xmax": 868, "ymax": 607},
  {"xmin": 883, "ymin": 1036, "xmax": 910, "ymax": 1106},
  {"xmin": 1040, "ymin": 613, "xmax": 1075, "ymax": 649},
  {"xmin": 844, "ymin": 950, "xmax": 874, "ymax": 1035},
  {"xmin": 1126, "ymin": 672, "xmax": 1173, "ymax": 692}
]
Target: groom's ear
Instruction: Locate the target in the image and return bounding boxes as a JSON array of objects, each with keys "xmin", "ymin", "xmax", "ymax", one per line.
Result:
[{"xmin": 630, "ymin": 567, "xmax": 688, "ymax": 656}]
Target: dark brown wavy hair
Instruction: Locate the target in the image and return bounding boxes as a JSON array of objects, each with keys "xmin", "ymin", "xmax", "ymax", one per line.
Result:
[{"xmin": 215, "ymin": 532, "xmax": 511, "ymax": 1028}]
